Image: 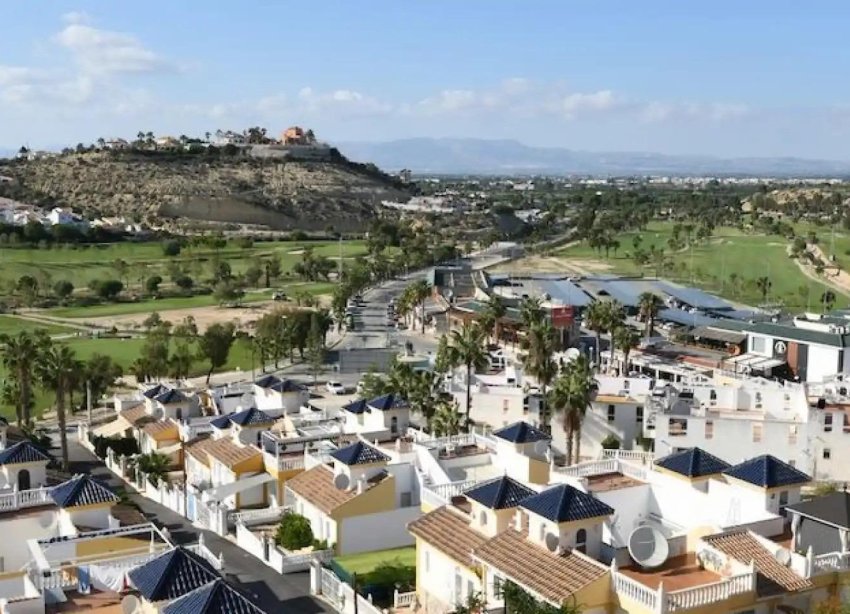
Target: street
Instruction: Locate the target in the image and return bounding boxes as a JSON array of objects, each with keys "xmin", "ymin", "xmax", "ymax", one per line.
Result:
[{"xmin": 66, "ymin": 434, "xmax": 332, "ymax": 613}]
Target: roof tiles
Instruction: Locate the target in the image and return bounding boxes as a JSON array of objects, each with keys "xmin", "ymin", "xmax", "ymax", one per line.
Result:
[
  {"xmin": 408, "ymin": 506, "xmax": 487, "ymax": 568},
  {"xmin": 464, "ymin": 476, "xmax": 535, "ymax": 510},
  {"xmin": 0, "ymin": 441, "xmax": 50, "ymax": 466},
  {"xmin": 330, "ymin": 441, "xmax": 389, "ymax": 466},
  {"xmin": 128, "ymin": 547, "xmax": 220, "ymax": 602},
  {"xmin": 50, "ymin": 474, "xmax": 119, "ymax": 509},
  {"xmin": 520, "ymin": 484, "xmax": 613, "ymax": 523},
  {"xmin": 163, "ymin": 579, "xmax": 267, "ymax": 614},
  {"xmin": 723, "ymin": 455, "xmax": 811, "ymax": 488},
  {"xmin": 493, "ymin": 421, "xmax": 550, "ymax": 444},
  {"xmin": 655, "ymin": 447, "xmax": 731, "ymax": 478}
]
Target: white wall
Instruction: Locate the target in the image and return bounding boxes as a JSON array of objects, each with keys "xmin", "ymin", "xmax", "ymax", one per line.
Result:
[
  {"xmin": 338, "ymin": 507, "xmax": 421, "ymax": 555},
  {"xmin": 582, "ymin": 401, "xmax": 644, "ymax": 457},
  {"xmin": 808, "ymin": 345, "xmax": 840, "ymax": 383},
  {"xmin": 418, "ymin": 542, "xmax": 481, "ymax": 612},
  {"xmin": 0, "ymin": 463, "xmax": 47, "ymax": 490},
  {"xmin": 254, "ymin": 388, "xmax": 308, "ymax": 413},
  {"xmin": 0, "ymin": 511, "xmax": 62, "ymax": 571},
  {"xmin": 65, "ymin": 506, "xmax": 112, "ymax": 530},
  {"xmin": 289, "ymin": 493, "xmax": 336, "ymax": 547}
]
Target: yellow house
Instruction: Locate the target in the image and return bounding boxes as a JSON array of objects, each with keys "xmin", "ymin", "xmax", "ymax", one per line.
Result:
[{"xmin": 185, "ymin": 434, "xmax": 269, "ymax": 510}]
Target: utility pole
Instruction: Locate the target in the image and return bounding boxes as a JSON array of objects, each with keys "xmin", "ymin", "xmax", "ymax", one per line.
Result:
[{"xmin": 86, "ymin": 380, "xmax": 92, "ymax": 425}]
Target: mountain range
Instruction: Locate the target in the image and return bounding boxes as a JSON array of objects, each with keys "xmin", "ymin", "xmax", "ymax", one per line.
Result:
[{"xmin": 338, "ymin": 138, "xmax": 850, "ymax": 177}]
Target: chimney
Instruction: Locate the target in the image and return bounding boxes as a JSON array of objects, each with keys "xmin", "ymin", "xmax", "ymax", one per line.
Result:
[{"xmin": 357, "ymin": 477, "xmax": 366, "ymax": 494}]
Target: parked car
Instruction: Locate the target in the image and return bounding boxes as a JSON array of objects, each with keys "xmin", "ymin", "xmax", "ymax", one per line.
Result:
[
  {"xmin": 326, "ymin": 381, "xmax": 346, "ymax": 395},
  {"xmin": 273, "ymin": 292, "xmax": 288, "ymax": 301}
]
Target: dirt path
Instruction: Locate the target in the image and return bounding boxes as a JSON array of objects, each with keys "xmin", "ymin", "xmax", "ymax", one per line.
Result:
[{"xmin": 788, "ymin": 244, "xmax": 850, "ymax": 299}]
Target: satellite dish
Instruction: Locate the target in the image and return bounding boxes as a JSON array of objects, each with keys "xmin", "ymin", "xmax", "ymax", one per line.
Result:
[
  {"xmin": 333, "ymin": 473, "xmax": 350, "ymax": 490},
  {"xmin": 544, "ymin": 532, "xmax": 560, "ymax": 553},
  {"xmin": 774, "ymin": 549, "xmax": 791, "ymax": 566},
  {"xmin": 533, "ymin": 440, "xmax": 550, "ymax": 457},
  {"xmin": 121, "ymin": 595, "xmax": 141, "ymax": 614},
  {"xmin": 628, "ymin": 526, "xmax": 669, "ymax": 569},
  {"xmin": 565, "ymin": 348, "xmax": 581, "ymax": 361}
]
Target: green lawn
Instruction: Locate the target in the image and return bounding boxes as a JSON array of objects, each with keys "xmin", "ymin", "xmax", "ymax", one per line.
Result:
[
  {"xmin": 0, "ymin": 315, "xmax": 76, "ymax": 336},
  {"xmin": 333, "ymin": 547, "xmax": 416, "ymax": 576},
  {"xmin": 558, "ymin": 221, "xmax": 839, "ymax": 310}
]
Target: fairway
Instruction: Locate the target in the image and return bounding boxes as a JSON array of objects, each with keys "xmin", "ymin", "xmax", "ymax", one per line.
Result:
[
  {"xmin": 0, "ymin": 315, "xmax": 76, "ymax": 336},
  {"xmin": 557, "ymin": 222, "xmax": 840, "ymax": 311}
]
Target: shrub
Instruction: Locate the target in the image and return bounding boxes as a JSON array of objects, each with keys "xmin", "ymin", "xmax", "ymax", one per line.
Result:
[
  {"xmin": 601, "ymin": 434, "xmax": 621, "ymax": 450},
  {"xmin": 366, "ymin": 561, "xmax": 415, "ymax": 592},
  {"xmin": 162, "ymin": 239, "xmax": 182, "ymax": 257},
  {"xmin": 174, "ymin": 275, "xmax": 194, "ymax": 291},
  {"xmin": 276, "ymin": 513, "xmax": 314, "ymax": 550}
]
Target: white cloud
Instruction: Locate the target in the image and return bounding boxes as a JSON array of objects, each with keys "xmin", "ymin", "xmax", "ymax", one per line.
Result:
[
  {"xmin": 62, "ymin": 11, "xmax": 91, "ymax": 24},
  {"xmin": 56, "ymin": 23, "xmax": 173, "ymax": 75},
  {"xmin": 296, "ymin": 87, "xmax": 393, "ymax": 117},
  {"xmin": 558, "ymin": 90, "xmax": 617, "ymax": 118}
]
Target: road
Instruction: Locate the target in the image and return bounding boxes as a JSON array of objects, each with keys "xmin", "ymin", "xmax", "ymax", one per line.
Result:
[{"xmin": 66, "ymin": 434, "xmax": 332, "ymax": 613}]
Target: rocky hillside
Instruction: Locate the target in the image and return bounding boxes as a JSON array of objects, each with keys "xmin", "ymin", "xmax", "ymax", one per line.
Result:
[{"xmin": 0, "ymin": 149, "xmax": 411, "ymax": 232}]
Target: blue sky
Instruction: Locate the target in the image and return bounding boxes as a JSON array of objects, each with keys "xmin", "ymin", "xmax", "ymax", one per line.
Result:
[{"xmin": 3, "ymin": 1, "xmax": 850, "ymax": 158}]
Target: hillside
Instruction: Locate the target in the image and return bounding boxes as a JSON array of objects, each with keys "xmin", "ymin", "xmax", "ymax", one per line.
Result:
[{"xmin": 0, "ymin": 149, "xmax": 411, "ymax": 232}]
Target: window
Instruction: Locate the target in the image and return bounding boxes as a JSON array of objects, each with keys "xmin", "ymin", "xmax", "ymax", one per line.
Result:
[
  {"xmin": 709, "ymin": 389, "xmax": 717, "ymax": 401},
  {"xmin": 480, "ymin": 510, "xmax": 488, "ymax": 526},
  {"xmin": 669, "ymin": 417, "xmax": 687, "ymax": 436},
  {"xmin": 390, "ymin": 416, "xmax": 398, "ymax": 435},
  {"xmin": 824, "ymin": 448, "xmax": 832, "ymax": 460},
  {"xmin": 788, "ymin": 425, "xmax": 798, "ymax": 445},
  {"xmin": 844, "ymin": 414, "xmax": 850, "ymax": 432},
  {"xmin": 752, "ymin": 424, "xmax": 763, "ymax": 443},
  {"xmin": 538, "ymin": 522, "xmax": 545, "ymax": 542},
  {"xmin": 779, "ymin": 491, "xmax": 789, "ymax": 507},
  {"xmin": 424, "ymin": 550, "xmax": 430, "ymax": 573},
  {"xmin": 175, "ymin": 408, "xmax": 183, "ymax": 421},
  {"xmin": 624, "ymin": 380, "xmax": 630, "ymax": 391},
  {"xmin": 751, "ymin": 336, "xmax": 766, "ymax": 354},
  {"xmin": 493, "ymin": 576, "xmax": 504, "ymax": 600},
  {"xmin": 705, "ymin": 420, "xmax": 714, "ymax": 439},
  {"xmin": 575, "ymin": 528, "xmax": 587, "ymax": 554},
  {"xmin": 503, "ymin": 399, "xmax": 509, "ymax": 412},
  {"xmin": 607, "ymin": 405, "xmax": 616, "ymax": 422},
  {"xmin": 636, "ymin": 406, "xmax": 644, "ymax": 424},
  {"xmin": 400, "ymin": 492, "xmax": 412, "ymax": 507},
  {"xmin": 825, "ymin": 413, "xmax": 833, "ymax": 432}
]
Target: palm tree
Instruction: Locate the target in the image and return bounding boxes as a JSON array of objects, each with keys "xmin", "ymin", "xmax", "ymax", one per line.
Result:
[
  {"xmin": 483, "ymin": 295, "xmax": 507, "ymax": 342},
  {"xmin": 0, "ymin": 331, "xmax": 49, "ymax": 426},
  {"xmin": 550, "ymin": 354, "xmax": 596, "ymax": 465},
  {"xmin": 431, "ymin": 397, "xmax": 462, "ymax": 437},
  {"xmin": 756, "ymin": 276, "xmax": 772, "ymax": 302},
  {"xmin": 519, "ymin": 296, "xmax": 545, "ymax": 329},
  {"xmin": 37, "ymin": 344, "xmax": 81, "ymax": 470},
  {"xmin": 638, "ymin": 292, "xmax": 664, "ymax": 338},
  {"xmin": 407, "ymin": 280, "xmax": 431, "ymax": 333},
  {"xmin": 612, "ymin": 326, "xmax": 640, "ymax": 375},
  {"xmin": 446, "ymin": 323, "xmax": 489, "ymax": 427},
  {"xmin": 821, "ymin": 290, "xmax": 837, "ymax": 313},
  {"xmin": 584, "ymin": 300, "xmax": 624, "ymax": 368},
  {"xmin": 521, "ymin": 321, "xmax": 558, "ymax": 430},
  {"xmin": 133, "ymin": 452, "xmax": 171, "ymax": 487}
]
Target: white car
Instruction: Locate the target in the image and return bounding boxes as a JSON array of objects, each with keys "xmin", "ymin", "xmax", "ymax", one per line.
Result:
[{"xmin": 326, "ymin": 381, "xmax": 346, "ymax": 395}]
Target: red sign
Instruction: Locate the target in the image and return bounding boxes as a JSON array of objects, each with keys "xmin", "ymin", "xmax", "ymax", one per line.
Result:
[{"xmin": 550, "ymin": 306, "xmax": 574, "ymax": 328}]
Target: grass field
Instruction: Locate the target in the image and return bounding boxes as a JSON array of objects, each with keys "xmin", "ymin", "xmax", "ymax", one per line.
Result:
[
  {"xmin": 0, "ymin": 315, "xmax": 75, "ymax": 336},
  {"xmin": 557, "ymin": 221, "xmax": 839, "ymax": 310},
  {"xmin": 333, "ymin": 547, "xmax": 416, "ymax": 576},
  {"xmin": 0, "ymin": 239, "xmax": 368, "ymax": 289}
]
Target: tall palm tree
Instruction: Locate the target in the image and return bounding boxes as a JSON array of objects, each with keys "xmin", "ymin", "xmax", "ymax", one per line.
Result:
[
  {"xmin": 408, "ymin": 280, "xmax": 431, "ymax": 333},
  {"xmin": 550, "ymin": 354, "xmax": 596, "ymax": 465},
  {"xmin": 37, "ymin": 343, "xmax": 81, "ymax": 470},
  {"xmin": 483, "ymin": 295, "xmax": 507, "ymax": 342},
  {"xmin": 0, "ymin": 330, "xmax": 49, "ymax": 426},
  {"xmin": 519, "ymin": 296, "xmax": 545, "ymax": 329},
  {"xmin": 431, "ymin": 397, "xmax": 462, "ymax": 437},
  {"xmin": 612, "ymin": 326, "xmax": 640, "ymax": 375},
  {"xmin": 584, "ymin": 300, "xmax": 624, "ymax": 368},
  {"xmin": 521, "ymin": 321, "xmax": 558, "ymax": 430},
  {"xmin": 133, "ymin": 452, "xmax": 171, "ymax": 487},
  {"xmin": 638, "ymin": 292, "xmax": 664, "ymax": 338},
  {"xmin": 446, "ymin": 323, "xmax": 489, "ymax": 427},
  {"xmin": 756, "ymin": 276, "xmax": 772, "ymax": 303}
]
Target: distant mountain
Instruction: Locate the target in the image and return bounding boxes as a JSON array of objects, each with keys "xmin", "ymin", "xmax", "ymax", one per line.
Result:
[{"xmin": 338, "ymin": 138, "xmax": 850, "ymax": 177}]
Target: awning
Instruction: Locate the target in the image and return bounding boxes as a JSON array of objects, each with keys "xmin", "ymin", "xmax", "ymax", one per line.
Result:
[
  {"xmin": 202, "ymin": 472, "xmax": 275, "ymax": 503},
  {"xmin": 690, "ymin": 326, "xmax": 746, "ymax": 344},
  {"xmin": 92, "ymin": 418, "xmax": 132, "ymax": 439},
  {"xmin": 725, "ymin": 353, "xmax": 784, "ymax": 372}
]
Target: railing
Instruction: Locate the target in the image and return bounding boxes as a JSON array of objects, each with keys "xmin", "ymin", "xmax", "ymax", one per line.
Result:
[
  {"xmin": 187, "ymin": 539, "xmax": 224, "ymax": 570},
  {"xmin": 394, "ymin": 589, "xmax": 418, "ymax": 609},
  {"xmin": 305, "ymin": 450, "xmax": 335, "ymax": 469},
  {"xmin": 422, "ymin": 479, "xmax": 479, "ymax": 506},
  {"xmin": 666, "ymin": 572, "xmax": 755, "ymax": 611},
  {"xmin": 229, "ymin": 506, "xmax": 288, "ymax": 527},
  {"xmin": 612, "ymin": 571, "xmax": 658, "ymax": 611},
  {"xmin": 619, "ymin": 461, "xmax": 649, "ymax": 482},
  {"xmin": 320, "ymin": 567, "xmax": 343, "ymax": 609},
  {"xmin": 0, "ymin": 486, "xmax": 53, "ymax": 512},
  {"xmin": 280, "ymin": 548, "xmax": 333, "ymax": 572},
  {"xmin": 553, "ymin": 458, "xmax": 618, "ymax": 478},
  {"xmin": 812, "ymin": 551, "xmax": 850, "ymax": 574},
  {"xmin": 415, "ymin": 433, "xmax": 477, "ymax": 450},
  {"xmin": 601, "ymin": 449, "xmax": 655, "ymax": 464},
  {"xmin": 279, "ymin": 456, "xmax": 305, "ymax": 471}
]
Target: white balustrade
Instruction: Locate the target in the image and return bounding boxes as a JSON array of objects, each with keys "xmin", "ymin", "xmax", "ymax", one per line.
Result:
[
  {"xmin": 601, "ymin": 449, "xmax": 655, "ymax": 463},
  {"xmin": 554, "ymin": 458, "xmax": 618, "ymax": 477},
  {"xmin": 612, "ymin": 572, "xmax": 658, "ymax": 611},
  {"xmin": 0, "ymin": 486, "xmax": 53, "ymax": 512},
  {"xmin": 229, "ymin": 506, "xmax": 288, "ymax": 527},
  {"xmin": 279, "ymin": 456, "xmax": 305, "ymax": 471},
  {"xmin": 394, "ymin": 590, "xmax": 418, "ymax": 609},
  {"xmin": 666, "ymin": 572, "xmax": 755, "ymax": 611},
  {"xmin": 812, "ymin": 551, "xmax": 850, "ymax": 574}
]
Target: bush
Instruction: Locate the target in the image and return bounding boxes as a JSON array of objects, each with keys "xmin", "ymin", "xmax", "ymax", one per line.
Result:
[
  {"xmin": 276, "ymin": 513, "xmax": 314, "ymax": 550},
  {"xmin": 601, "ymin": 434, "xmax": 621, "ymax": 450},
  {"xmin": 89, "ymin": 278, "xmax": 124, "ymax": 300},
  {"xmin": 162, "ymin": 239, "xmax": 182, "ymax": 257},
  {"xmin": 366, "ymin": 561, "xmax": 415, "ymax": 592},
  {"xmin": 174, "ymin": 275, "xmax": 194, "ymax": 290}
]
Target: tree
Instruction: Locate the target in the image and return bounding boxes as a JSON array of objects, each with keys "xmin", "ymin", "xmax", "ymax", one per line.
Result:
[
  {"xmin": 37, "ymin": 343, "xmax": 81, "ymax": 470},
  {"xmin": 446, "ymin": 323, "xmax": 489, "ymax": 427},
  {"xmin": 0, "ymin": 330, "xmax": 49, "ymax": 426},
  {"xmin": 550, "ymin": 354, "xmax": 596, "ymax": 465},
  {"xmin": 821, "ymin": 290, "xmax": 837, "ymax": 313},
  {"xmin": 483, "ymin": 294, "xmax": 507, "ymax": 342},
  {"xmin": 112, "ymin": 259, "xmax": 129, "ymax": 288},
  {"xmin": 83, "ymin": 354, "xmax": 123, "ymax": 407},
  {"xmin": 53, "ymin": 280, "xmax": 74, "ymax": 300},
  {"xmin": 638, "ymin": 292, "xmax": 664, "ymax": 338},
  {"xmin": 407, "ymin": 279, "xmax": 431, "ymax": 333},
  {"xmin": 145, "ymin": 275, "xmax": 163, "ymax": 295},
  {"xmin": 306, "ymin": 313, "xmax": 325, "ymax": 386},
  {"xmin": 584, "ymin": 299, "xmax": 624, "ymax": 367},
  {"xmin": 756, "ymin": 276, "xmax": 772, "ymax": 302},
  {"xmin": 244, "ymin": 264, "xmax": 262, "ymax": 288},
  {"xmin": 519, "ymin": 296, "xmax": 545, "ymax": 328},
  {"xmin": 213, "ymin": 280, "xmax": 244, "ymax": 306},
  {"xmin": 198, "ymin": 322, "xmax": 236, "ymax": 383},
  {"xmin": 612, "ymin": 325, "xmax": 640, "ymax": 375},
  {"xmin": 521, "ymin": 321, "xmax": 558, "ymax": 430},
  {"xmin": 275, "ymin": 512, "xmax": 314, "ymax": 550},
  {"xmin": 175, "ymin": 275, "xmax": 194, "ymax": 291},
  {"xmin": 90, "ymin": 279, "xmax": 124, "ymax": 300},
  {"xmin": 431, "ymin": 397, "xmax": 462, "ymax": 437},
  {"xmin": 16, "ymin": 275, "xmax": 39, "ymax": 306},
  {"xmin": 133, "ymin": 452, "xmax": 170, "ymax": 487},
  {"xmin": 162, "ymin": 240, "xmax": 182, "ymax": 257}
]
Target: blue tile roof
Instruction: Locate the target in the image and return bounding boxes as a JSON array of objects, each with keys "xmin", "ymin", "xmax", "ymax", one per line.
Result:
[
  {"xmin": 655, "ymin": 447, "xmax": 731, "ymax": 478},
  {"xmin": 163, "ymin": 579, "xmax": 267, "ymax": 614},
  {"xmin": 343, "ymin": 399, "xmax": 369, "ymax": 415},
  {"xmin": 228, "ymin": 408, "xmax": 273, "ymax": 426},
  {"xmin": 154, "ymin": 389, "xmax": 188, "ymax": 404},
  {"xmin": 493, "ymin": 421, "xmax": 550, "ymax": 444},
  {"xmin": 0, "ymin": 441, "xmax": 50, "ymax": 466},
  {"xmin": 464, "ymin": 476, "xmax": 536, "ymax": 509},
  {"xmin": 128, "ymin": 547, "xmax": 220, "ymax": 602},
  {"xmin": 143, "ymin": 384, "xmax": 167, "ymax": 399},
  {"xmin": 723, "ymin": 455, "xmax": 811, "ymax": 488},
  {"xmin": 269, "ymin": 379, "xmax": 305, "ymax": 393},
  {"xmin": 209, "ymin": 415, "xmax": 231, "ymax": 429},
  {"xmin": 330, "ymin": 441, "xmax": 390, "ymax": 466},
  {"xmin": 254, "ymin": 375, "xmax": 281, "ymax": 389},
  {"xmin": 50, "ymin": 474, "xmax": 120, "ymax": 509},
  {"xmin": 520, "ymin": 483, "xmax": 614, "ymax": 523},
  {"xmin": 367, "ymin": 393, "xmax": 408, "ymax": 412}
]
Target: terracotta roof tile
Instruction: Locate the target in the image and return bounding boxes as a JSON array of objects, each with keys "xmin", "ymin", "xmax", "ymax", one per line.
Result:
[
  {"xmin": 703, "ymin": 530, "xmax": 811, "ymax": 596},
  {"xmin": 204, "ymin": 438, "xmax": 260, "ymax": 469},
  {"xmin": 143, "ymin": 419, "xmax": 179, "ymax": 440},
  {"xmin": 186, "ymin": 437, "xmax": 217, "ymax": 467},
  {"xmin": 120, "ymin": 405, "xmax": 152, "ymax": 426},
  {"xmin": 408, "ymin": 506, "xmax": 486, "ymax": 568},
  {"xmin": 285, "ymin": 465, "xmax": 359, "ymax": 514},
  {"xmin": 474, "ymin": 530, "xmax": 608, "ymax": 605}
]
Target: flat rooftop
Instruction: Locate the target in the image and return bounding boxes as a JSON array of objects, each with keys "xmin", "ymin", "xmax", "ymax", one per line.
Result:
[
  {"xmin": 585, "ymin": 472, "xmax": 645, "ymax": 493},
  {"xmin": 621, "ymin": 553, "xmax": 721, "ymax": 591}
]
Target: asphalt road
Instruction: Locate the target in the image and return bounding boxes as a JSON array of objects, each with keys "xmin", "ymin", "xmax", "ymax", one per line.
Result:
[{"xmin": 66, "ymin": 434, "xmax": 332, "ymax": 613}]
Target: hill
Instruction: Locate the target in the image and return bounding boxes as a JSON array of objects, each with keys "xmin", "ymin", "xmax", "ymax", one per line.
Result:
[
  {"xmin": 339, "ymin": 137, "xmax": 850, "ymax": 177},
  {"xmin": 0, "ymin": 148, "xmax": 411, "ymax": 232}
]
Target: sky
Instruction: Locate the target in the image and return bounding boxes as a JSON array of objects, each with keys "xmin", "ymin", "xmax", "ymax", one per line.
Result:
[{"xmin": 3, "ymin": 1, "xmax": 850, "ymax": 158}]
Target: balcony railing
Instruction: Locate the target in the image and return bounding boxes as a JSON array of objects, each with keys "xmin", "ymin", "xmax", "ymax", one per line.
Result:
[
  {"xmin": 0, "ymin": 486, "xmax": 53, "ymax": 512},
  {"xmin": 812, "ymin": 551, "xmax": 850, "ymax": 575}
]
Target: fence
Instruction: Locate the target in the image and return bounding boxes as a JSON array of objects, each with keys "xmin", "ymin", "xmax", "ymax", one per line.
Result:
[
  {"xmin": 394, "ymin": 590, "xmax": 417, "ymax": 609},
  {"xmin": 316, "ymin": 566, "xmax": 384, "ymax": 614},
  {"xmin": 553, "ymin": 458, "xmax": 618, "ymax": 478},
  {"xmin": 0, "ymin": 486, "xmax": 53, "ymax": 512},
  {"xmin": 612, "ymin": 570, "xmax": 659, "ymax": 611},
  {"xmin": 812, "ymin": 551, "xmax": 850, "ymax": 575},
  {"xmin": 228, "ymin": 506, "xmax": 287, "ymax": 528},
  {"xmin": 235, "ymin": 522, "xmax": 332, "ymax": 574},
  {"xmin": 421, "ymin": 479, "xmax": 479, "ymax": 507},
  {"xmin": 666, "ymin": 571, "xmax": 755, "ymax": 612}
]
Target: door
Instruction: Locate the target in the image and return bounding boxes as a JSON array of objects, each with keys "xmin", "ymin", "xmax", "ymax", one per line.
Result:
[{"xmin": 17, "ymin": 469, "xmax": 30, "ymax": 491}]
